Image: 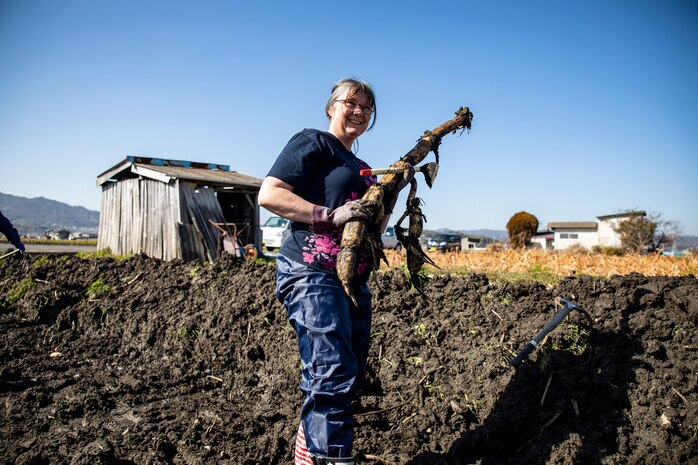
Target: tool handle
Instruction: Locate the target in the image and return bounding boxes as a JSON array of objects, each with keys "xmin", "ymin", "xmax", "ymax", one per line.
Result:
[
  {"xmin": 510, "ymin": 341, "xmax": 537, "ymax": 367},
  {"xmin": 0, "ymin": 249, "xmax": 21, "ymax": 260},
  {"xmin": 510, "ymin": 301, "xmax": 576, "ymax": 367},
  {"xmin": 360, "ymin": 165, "xmax": 422, "ymax": 177},
  {"xmin": 532, "ymin": 305, "xmax": 574, "ymax": 345},
  {"xmin": 360, "ymin": 168, "xmax": 397, "ymax": 176}
]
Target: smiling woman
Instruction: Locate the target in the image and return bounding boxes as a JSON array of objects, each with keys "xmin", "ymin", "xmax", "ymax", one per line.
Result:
[
  {"xmin": 258, "ymin": 78, "xmax": 379, "ymax": 465},
  {"xmin": 257, "ymin": 78, "xmax": 413, "ymax": 465}
]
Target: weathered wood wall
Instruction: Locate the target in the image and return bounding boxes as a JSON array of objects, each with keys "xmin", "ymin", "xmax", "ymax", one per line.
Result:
[
  {"xmin": 98, "ymin": 179, "xmax": 185, "ymax": 260},
  {"xmin": 97, "ymin": 179, "xmax": 241, "ymax": 261},
  {"xmin": 181, "ymin": 184, "xmax": 228, "ymax": 262}
]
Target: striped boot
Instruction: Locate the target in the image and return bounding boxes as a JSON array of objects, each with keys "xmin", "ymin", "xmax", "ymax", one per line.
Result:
[
  {"xmin": 294, "ymin": 422, "xmax": 313, "ymax": 465},
  {"xmin": 294, "ymin": 422, "xmax": 354, "ymax": 465}
]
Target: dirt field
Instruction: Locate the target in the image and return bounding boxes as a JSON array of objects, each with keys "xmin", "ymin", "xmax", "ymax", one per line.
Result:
[{"xmin": 1, "ymin": 254, "xmax": 696, "ymax": 464}]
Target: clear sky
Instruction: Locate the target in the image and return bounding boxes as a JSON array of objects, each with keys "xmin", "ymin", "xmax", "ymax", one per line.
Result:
[{"xmin": 1, "ymin": 0, "xmax": 696, "ymax": 234}]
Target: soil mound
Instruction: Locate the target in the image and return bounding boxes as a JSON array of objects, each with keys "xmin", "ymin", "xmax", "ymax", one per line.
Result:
[{"xmin": 1, "ymin": 254, "xmax": 696, "ymax": 464}]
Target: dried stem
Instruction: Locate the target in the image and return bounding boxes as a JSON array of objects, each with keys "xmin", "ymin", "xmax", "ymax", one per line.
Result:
[{"xmin": 541, "ymin": 373, "xmax": 553, "ymax": 407}]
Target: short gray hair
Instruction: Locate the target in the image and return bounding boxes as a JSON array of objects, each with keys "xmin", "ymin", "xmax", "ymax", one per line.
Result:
[{"xmin": 325, "ymin": 78, "xmax": 377, "ymax": 130}]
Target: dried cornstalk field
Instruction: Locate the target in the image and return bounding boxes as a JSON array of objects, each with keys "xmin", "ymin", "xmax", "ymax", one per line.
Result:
[{"xmin": 383, "ymin": 248, "xmax": 698, "ymax": 277}]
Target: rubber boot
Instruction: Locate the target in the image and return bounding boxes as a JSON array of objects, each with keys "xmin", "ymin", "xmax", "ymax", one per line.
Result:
[
  {"xmin": 294, "ymin": 422, "xmax": 312, "ymax": 465},
  {"xmin": 311, "ymin": 457, "xmax": 355, "ymax": 465},
  {"xmin": 295, "ymin": 421, "xmax": 354, "ymax": 465}
]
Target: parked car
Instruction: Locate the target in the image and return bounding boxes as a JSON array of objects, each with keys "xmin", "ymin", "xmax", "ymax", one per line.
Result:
[
  {"xmin": 382, "ymin": 226, "xmax": 402, "ymax": 251},
  {"xmin": 427, "ymin": 233, "xmax": 462, "ymax": 252},
  {"xmin": 261, "ymin": 216, "xmax": 291, "ymax": 252}
]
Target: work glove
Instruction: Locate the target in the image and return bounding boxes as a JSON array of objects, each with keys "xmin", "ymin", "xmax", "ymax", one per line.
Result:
[
  {"xmin": 397, "ymin": 164, "xmax": 415, "ymax": 191},
  {"xmin": 312, "ymin": 200, "xmax": 376, "ymax": 232},
  {"xmin": 16, "ymin": 242, "xmax": 25, "ymax": 253}
]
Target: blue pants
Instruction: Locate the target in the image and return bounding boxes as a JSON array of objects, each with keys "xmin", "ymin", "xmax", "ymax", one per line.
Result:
[{"xmin": 276, "ymin": 254, "xmax": 372, "ymax": 459}]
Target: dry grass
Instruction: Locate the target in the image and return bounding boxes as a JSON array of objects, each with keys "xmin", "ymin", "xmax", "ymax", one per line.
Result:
[{"xmin": 382, "ymin": 248, "xmax": 698, "ymax": 281}]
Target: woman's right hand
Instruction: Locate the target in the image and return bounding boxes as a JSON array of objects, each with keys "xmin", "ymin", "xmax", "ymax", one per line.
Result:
[{"xmin": 312, "ymin": 200, "xmax": 377, "ymax": 232}]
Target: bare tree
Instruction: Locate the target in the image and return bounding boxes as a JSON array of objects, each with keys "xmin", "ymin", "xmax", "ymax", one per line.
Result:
[{"xmin": 613, "ymin": 211, "xmax": 681, "ymax": 253}]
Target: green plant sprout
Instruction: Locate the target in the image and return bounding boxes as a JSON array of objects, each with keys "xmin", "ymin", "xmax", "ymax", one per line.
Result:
[
  {"xmin": 188, "ymin": 264, "xmax": 202, "ymax": 277},
  {"xmin": 77, "ymin": 248, "xmax": 131, "ymax": 261},
  {"xmin": 7, "ymin": 278, "xmax": 36, "ymax": 303},
  {"xmin": 554, "ymin": 323, "xmax": 590, "ymax": 355},
  {"xmin": 174, "ymin": 326, "xmax": 198, "ymax": 342},
  {"xmin": 401, "ymin": 263, "xmax": 428, "ymax": 290},
  {"xmin": 528, "ymin": 263, "xmax": 559, "ymax": 286},
  {"xmin": 424, "ymin": 382, "xmax": 444, "ymax": 399},
  {"xmin": 499, "ymin": 292, "xmax": 512, "ymax": 306},
  {"xmin": 414, "ymin": 322, "xmax": 437, "ymax": 343},
  {"xmin": 85, "ymin": 277, "xmax": 110, "ymax": 299},
  {"xmin": 32, "ymin": 256, "xmax": 49, "ymax": 267}
]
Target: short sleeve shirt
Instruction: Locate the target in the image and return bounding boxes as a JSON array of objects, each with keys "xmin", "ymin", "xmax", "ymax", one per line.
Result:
[
  {"xmin": 266, "ymin": 129, "xmax": 377, "ymax": 274},
  {"xmin": 0, "ymin": 210, "xmax": 21, "ymax": 247}
]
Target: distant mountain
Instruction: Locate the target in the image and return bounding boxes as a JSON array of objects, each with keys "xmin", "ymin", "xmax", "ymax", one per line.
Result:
[
  {"xmin": 674, "ymin": 235, "xmax": 698, "ymax": 251},
  {"xmin": 0, "ymin": 192, "xmax": 99, "ymax": 235}
]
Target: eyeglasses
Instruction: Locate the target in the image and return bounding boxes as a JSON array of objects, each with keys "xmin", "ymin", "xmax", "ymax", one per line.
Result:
[{"xmin": 337, "ymin": 99, "xmax": 374, "ymax": 115}]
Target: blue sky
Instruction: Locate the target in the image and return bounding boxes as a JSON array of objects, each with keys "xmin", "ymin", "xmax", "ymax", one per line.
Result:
[{"xmin": 1, "ymin": 0, "xmax": 696, "ymax": 234}]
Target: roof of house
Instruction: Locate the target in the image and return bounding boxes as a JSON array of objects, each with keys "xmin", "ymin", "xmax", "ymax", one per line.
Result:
[
  {"xmin": 597, "ymin": 211, "xmax": 646, "ymax": 221},
  {"xmin": 548, "ymin": 222, "xmax": 598, "ymax": 230},
  {"xmin": 462, "ymin": 234, "xmax": 489, "ymax": 240},
  {"xmin": 96, "ymin": 156, "xmax": 263, "ymax": 189}
]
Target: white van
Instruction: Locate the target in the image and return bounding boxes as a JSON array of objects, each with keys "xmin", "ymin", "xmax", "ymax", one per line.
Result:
[
  {"xmin": 382, "ymin": 226, "xmax": 402, "ymax": 251},
  {"xmin": 261, "ymin": 216, "xmax": 291, "ymax": 252}
]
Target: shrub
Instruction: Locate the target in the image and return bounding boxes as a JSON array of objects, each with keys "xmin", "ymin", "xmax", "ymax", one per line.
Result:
[
  {"xmin": 506, "ymin": 211, "xmax": 539, "ymax": 249},
  {"xmin": 591, "ymin": 245, "xmax": 624, "ymax": 256}
]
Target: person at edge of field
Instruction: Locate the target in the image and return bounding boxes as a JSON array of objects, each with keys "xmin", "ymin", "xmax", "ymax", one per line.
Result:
[
  {"xmin": 0, "ymin": 210, "xmax": 25, "ymax": 253},
  {"xmin": 258, "ymin": 78, "xmax": 413, "ymax": 465}
]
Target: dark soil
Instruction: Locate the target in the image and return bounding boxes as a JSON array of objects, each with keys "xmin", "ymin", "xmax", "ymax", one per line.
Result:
[{"xmin": 0, "ymin": 254, "xmax": 696, "ymax": 465}]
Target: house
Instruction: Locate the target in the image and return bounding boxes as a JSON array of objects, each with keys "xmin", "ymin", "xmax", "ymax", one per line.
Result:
[
  {"xmin": 542, "ymin": 211, "xmax": 646, "ymax": 250},
  {"xmin": 547, "ymin": 221, "xmax": 598, "ymax": 250},
  {"xmin": 460, "ymin": 234, "xmax": 489, "ymax": 250},
  {"xmin": 96, "ymin": 156, "xmax": 263, "ymax": 261},
  {"xmin": 45, "ymin": 229, "xmax": 71, "ymax": 240},
  {"xmin": 530, "ymin": 229, "xmax": 554, "ymax": 249}
]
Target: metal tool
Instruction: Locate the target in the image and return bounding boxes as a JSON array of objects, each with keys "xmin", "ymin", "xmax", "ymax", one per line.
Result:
[
  {"xmin": 510, "ymin": 297, "xmax": 592, "ymax": 367},
  {"xmin": 360, "ymin": 162, "xmax": 439, "ymax": 188},
  {"xmin": 0, "ymin": 249, "xmax": 22, "ymax": 260}
]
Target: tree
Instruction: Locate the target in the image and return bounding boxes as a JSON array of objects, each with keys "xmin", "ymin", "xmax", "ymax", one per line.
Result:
[
  {"xmin": 506, "ymin": 211, "xmax": 539, "ymax": 249},
  {"xmin": 613, "ymin": 211, "xmax": 681, "ymax": 253}
]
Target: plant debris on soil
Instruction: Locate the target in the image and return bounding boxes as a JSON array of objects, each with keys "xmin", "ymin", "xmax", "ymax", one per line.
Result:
[{"xmin": 1, "ymin": 254, "xmax": 696, "ymax": 465}]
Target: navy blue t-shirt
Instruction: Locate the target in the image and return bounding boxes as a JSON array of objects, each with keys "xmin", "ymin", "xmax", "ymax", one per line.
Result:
[
  {"xmin": 0, "ymin": 210, "xmax": 21, "ymax": 247},
  {"xmin": 267, "ymin": 128, "xmax": 377, "ymax": 274}
]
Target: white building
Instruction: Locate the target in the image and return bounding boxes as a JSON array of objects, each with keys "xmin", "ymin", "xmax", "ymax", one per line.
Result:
[
  {"xmin": 461, "ymin": 234, "xmax": 489, "ymax": 250},
  {"xmin": 547, "ymin": 222, "xmax": 598, "ymax": 250},
  {"xmin": 537, "ymin": 211, "xmax": 645, "ymax": 250}
]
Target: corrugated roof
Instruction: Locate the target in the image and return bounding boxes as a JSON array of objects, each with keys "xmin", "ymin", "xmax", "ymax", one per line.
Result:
[
  {"xmin": 548, "ymin": 222, "xmax": 598, "ymax": 230},
  {"xmin": 138, "ymin": 164, "xmax": 262, "ymax": 187},
  {"xmin": 597, "ymin": 211, "xmax": 646, "ymax": 220},
  {"xmin": 97, "ymin": 157, "xmax": 263, "ymax": 188}
]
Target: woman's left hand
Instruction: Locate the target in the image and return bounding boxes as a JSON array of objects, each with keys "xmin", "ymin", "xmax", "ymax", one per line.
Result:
[{"xmin": 397, "ymin": 164, "xmax": 415, "ymax": 190}]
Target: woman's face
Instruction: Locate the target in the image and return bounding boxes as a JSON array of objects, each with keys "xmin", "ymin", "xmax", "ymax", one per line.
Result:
[{"xmin": 327, "ymin": 90, "xmax": 373, "ymax": 148}]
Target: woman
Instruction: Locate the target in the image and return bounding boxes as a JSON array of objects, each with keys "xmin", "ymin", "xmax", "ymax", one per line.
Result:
[{"xmin": 259, "ymin": 78, "xmax": 411, "ymax": 465}]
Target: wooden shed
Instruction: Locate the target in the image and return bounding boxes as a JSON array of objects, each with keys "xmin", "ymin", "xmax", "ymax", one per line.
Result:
[{"xmin": 96, "ymin": 156, "xmax": 263, "ymax": 261}]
